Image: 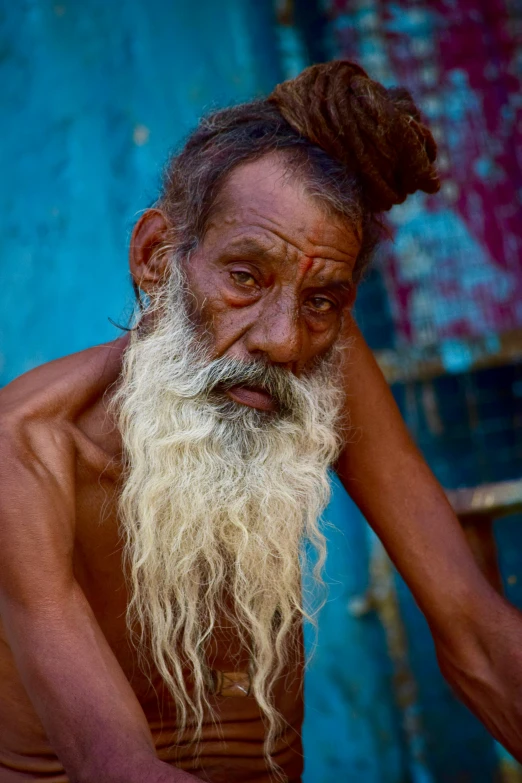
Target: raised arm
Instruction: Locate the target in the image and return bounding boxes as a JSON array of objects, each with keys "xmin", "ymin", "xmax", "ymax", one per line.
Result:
[
  {"xmin": 335, "ymin": 316, "xmax": 522, "ymax": 761},
  {"xmin": 0, "ymin": 423, "xmax": 197, "ymax": 783}
]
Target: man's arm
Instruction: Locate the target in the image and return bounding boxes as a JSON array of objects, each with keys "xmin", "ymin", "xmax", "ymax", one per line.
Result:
[
  {"xmin": 0, "ymin": 424, "xmax": 197, "ymax": 783},
  {"xmin": 336, "ymin": 316, "xmax": 522, "ymax": 760}
]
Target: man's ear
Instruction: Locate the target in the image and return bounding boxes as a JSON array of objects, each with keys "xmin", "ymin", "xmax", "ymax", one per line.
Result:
[{"xmin": 129, "ymin": 208, "xmax": 171, "ymax": 294}]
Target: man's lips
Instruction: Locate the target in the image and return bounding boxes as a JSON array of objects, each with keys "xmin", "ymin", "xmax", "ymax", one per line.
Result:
[{"xmin": 225, "ymin": 384, "xmax": 276, "ymax": 412}]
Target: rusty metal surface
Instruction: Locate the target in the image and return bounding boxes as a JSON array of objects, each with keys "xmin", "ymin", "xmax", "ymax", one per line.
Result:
[
  {"xmin": 366, "ymin": 533, "xmax": 434, "ymax": 783},
  {"xmin": 376, "ymin": 330, "xmax": 522, "ymax": 385},
  {"xmin": 447, "ymin": 481, "xmax": 522, "ymax": 779},
  {"xmin": 447, "ymin": 479, "xmax": 522, "ymax": 520}
]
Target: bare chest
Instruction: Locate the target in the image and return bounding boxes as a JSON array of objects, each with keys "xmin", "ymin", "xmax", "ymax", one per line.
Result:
[{"xmin": 72, "ymin": 458, "xmax": 131, "ymax": 651}]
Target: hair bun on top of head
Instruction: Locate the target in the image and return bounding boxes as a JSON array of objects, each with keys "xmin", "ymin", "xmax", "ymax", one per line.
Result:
[{"xmin": 268, "ymin": 60, "xmax": 440, "ymax": 212}]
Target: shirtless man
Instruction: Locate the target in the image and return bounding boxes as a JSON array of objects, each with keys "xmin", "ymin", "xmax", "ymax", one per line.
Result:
[{"xmin": 1, "ymin": 61, "xmax": 522, "ymax": 783}]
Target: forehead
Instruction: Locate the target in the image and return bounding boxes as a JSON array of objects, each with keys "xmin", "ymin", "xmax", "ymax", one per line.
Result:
[{"xmin": 204, "ymin": 153, "xmax": 360, "ymax": 269}]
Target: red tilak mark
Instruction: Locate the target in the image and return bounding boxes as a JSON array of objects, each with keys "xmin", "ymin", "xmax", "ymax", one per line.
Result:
[{"xmin": 297, "ymin": 256, "xmax": 314, "ymax": 277}]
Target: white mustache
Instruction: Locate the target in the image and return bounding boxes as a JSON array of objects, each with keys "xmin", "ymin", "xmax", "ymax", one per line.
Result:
[{"xmin": 163, "ymin": 348, "xmax": 337, "ymax": 418}]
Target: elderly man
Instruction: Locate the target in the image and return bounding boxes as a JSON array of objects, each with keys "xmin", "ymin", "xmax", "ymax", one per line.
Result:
[{"xmin": 0, "ymin": 61, "xmax": 521, "ymax": 783}]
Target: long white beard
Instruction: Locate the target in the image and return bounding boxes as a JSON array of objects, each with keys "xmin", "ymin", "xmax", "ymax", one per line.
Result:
[{"xmin": 112, "ymin": 257, "xmax": 347, "ymax": 752}]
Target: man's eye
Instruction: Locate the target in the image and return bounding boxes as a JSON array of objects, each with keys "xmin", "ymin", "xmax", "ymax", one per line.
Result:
[
  {"xmin": 231, "ymin": 271, "xmax": 257, "ymax": 287},
  {"xmin": 308, "ymin": 297, "xmax": 335, "ymax": 312}
]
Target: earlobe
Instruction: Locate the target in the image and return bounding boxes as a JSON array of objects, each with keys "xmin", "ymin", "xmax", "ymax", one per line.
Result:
[{"xmin": 129, "ymin": 208, "xmax": 171, "ymax": 294}]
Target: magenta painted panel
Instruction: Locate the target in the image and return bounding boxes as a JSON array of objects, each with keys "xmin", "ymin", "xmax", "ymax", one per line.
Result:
[{"xmin": 330, "ymin": 0, "xmax": 522, "ymax": 346}]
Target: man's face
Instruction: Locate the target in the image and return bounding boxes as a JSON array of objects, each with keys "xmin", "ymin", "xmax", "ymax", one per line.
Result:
[{"xmin": 183, "ymin": 153, "xmax": 360, "ymax": 411}]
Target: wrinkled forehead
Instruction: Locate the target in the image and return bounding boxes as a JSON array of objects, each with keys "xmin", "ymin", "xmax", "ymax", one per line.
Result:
[{"xmin": 205, "ymin": 153, "xmax": 361, "ymax": 267}]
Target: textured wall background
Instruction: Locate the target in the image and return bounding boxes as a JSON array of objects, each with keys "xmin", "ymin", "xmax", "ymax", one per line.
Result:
[
  {"xmin": 0, "ymin": 0, "xmax": 281, "ymax": 385},
  {"xmin": 328, "ymin": 0, "xmax": 522, "ymax": 347}
]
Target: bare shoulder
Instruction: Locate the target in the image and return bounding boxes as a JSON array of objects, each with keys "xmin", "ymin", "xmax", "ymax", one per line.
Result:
[
  {"xmin": 0, "ymin": 339, "xmax": 128, "ymax": 602},
  {"xmin": 0, "ymin": 339, "xmax": 127, "ymax": 527},
  {"xmin": 0, "ymin": 338, "xmax": 127, "ymax": 459},
  {"xmin": 0, "ymin": 338, "xmax": 128, "ymax": 426}
]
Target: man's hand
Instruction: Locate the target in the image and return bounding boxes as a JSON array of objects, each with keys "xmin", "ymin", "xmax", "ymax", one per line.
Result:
[
  {"xmin": 434, "ymin": 591, "xmax": 522, "ymax": 761},
  {"xmin": 0, "ymin": 422, "xmax": 199, "ymax": 783},
  {"xmin": 336, "ymin": 316, "xmax": 522, "ymax": 761}
]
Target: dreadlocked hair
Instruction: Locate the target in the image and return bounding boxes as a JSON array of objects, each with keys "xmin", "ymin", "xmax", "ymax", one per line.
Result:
[{"xmin": 157, "ymin": 60, "xmax": 440, "ymax": 283}]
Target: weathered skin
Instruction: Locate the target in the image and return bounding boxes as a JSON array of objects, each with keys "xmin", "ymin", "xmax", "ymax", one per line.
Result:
[
  {"xmin": 0, "ymin": 336, "xmax": 305, "ymax": 783},
  {"xmin": 1, "ymin": 156, "xmax": 522, "ymax": 783}
]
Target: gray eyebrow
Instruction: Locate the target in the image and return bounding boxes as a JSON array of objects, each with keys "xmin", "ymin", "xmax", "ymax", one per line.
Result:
[
  {"xmin": 223, "ymin": 237, "xmax": 279, "ymax": 259},
  {"xmin": 223, "ymin": 238, "xmax": 354, "ymax": 287},
  {"xmin": 326, "ymin": 278, "xmax": 354, "ymax": 290}
]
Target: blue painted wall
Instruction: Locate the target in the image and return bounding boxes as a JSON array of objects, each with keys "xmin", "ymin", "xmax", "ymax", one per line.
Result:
[
  {"xmin": 303, "ymin": 476, "xmax": 407, "ymax": 783},
  {"xmin": 0, "ymin": 0, "xmax": 281, "ymax": 385}
]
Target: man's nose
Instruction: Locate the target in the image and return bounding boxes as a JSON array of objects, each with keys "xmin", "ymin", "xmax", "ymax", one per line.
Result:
[{"xmin": 244, "ymin": 300, "xmax": 305, "ymax": 367}]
